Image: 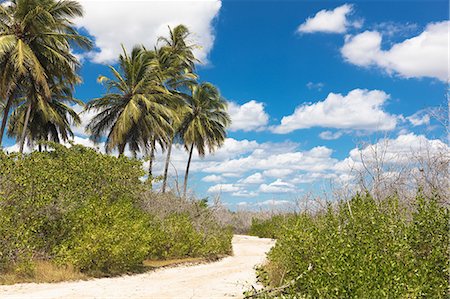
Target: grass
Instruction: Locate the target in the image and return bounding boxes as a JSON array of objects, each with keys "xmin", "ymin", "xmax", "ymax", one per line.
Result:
[
  {"xmin": 1, "ymin": 257, "xmax": 215, "ymax": 285},
  {"xmin": 0, "ymin": 261, "xmax": 87, "ymax": 285}
]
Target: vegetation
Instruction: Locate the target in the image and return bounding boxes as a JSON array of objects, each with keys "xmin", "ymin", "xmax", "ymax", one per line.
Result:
[
  {"xmin": 247, "ymin": 192, "xmax": 449, "ymax": 298},
  {"xmin": 0, "ymin": 143, "xmax": 232, "ymax": 281}
]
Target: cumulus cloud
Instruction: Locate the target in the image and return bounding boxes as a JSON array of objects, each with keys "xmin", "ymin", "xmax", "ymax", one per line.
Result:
[
  {"xmin": 319, "ymin": 130, "xmax": 345, "ymax": 140},
  {"xmin": 70, "ymin": 104, "xmax": 97, "ymax": 137},
  {"xmin": 207, "ymin": 183, "xmax": 240, "ymax": 193},
  {"xmin": 259, "ymin": 179, "xmax": 297, "ymax": 194},
  {"xmin": 271, "ymin": 89, "xmax": 398, "ymax": 134},
  {"xmin": 227, "ymin": 100, "xmax": 269, "ymax": 132},
  {"xmin": 240, "ymin": 172, "xmax": 265, "ymax": 184},
  {"xmin": 232, "ymin": 190, "xmax": 259, "ymax": 198},
  {"xmin": 262, "ymin": 169, "xmax": 293, "ymax": 178},
  {"xmin": 75, "ymin": 0, "xmax": 221, "ymax": 64},
  {"xmin": 201, "ymin": 174, "xmax": 224, "ymax": 183},
  {"xmin": 298, "ymin": 4, "xmax": 358, "ymax": 34},
  {"xmin": 406, "ymin": 110, "xmax": 431, "ymax": 127},
  {"xmin": 334, "ymin": 133, "xmax": 449, "ymax": 173},
  {"xmin": 341, "ymin": 21, "xmax": 449, "ymax": 81},
  {"xmin": 204, "ymin": 146, "xmax": 336, "ymax": 174}
]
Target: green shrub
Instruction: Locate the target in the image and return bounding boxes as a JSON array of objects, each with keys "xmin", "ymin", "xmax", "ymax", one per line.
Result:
[
  {"xmin": 55, "ymin": 198, "xmax": 154, "ymax": 275},
  {"xmin": 147, "ymin": 213, "xmax": 233, "ymax": 259},
  {"xmin": 0, "ymin": 143, "xmax": 233, "ymax": 278},
  {"xmin": 249, "ymin": 215, "xmax": 293, "ymax": 239},
  {"xmin": 258, "ymin": 192, "xmax": 449, "ymax": 298}
]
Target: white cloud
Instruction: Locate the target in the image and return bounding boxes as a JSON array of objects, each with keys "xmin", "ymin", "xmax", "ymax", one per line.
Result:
[
  {"xmin": 240, "ymin": 172, "xmax": 265, "ymax": 184},
  {"xmin": 75, "ymin": 0, "xmax": 221, "ymax": 64},
  {"xmin": 202, "ymin": 174, "xmax": 224, "ymax": 183},
  {"xmin": 406, "ymin": 110, "xmax": 431, "ymax": 127},
  {"xmin": 227, "ymin": 100, "xmax": 269, "ymax": 132},
  {"xmin": 319, "ymin": 130, "xmax": 344, "ymax": 140},
  {"xmin": 306, "ymin": 81, "xmax": 325, "ymax": 91},
  {"xmin": 271, "ymin": 89, "xmax": 398, "ymax": 134},
  {"xmin": 341, "ymin": 21, "xmax": 449, "ymax": 81},
  {"xmin": 259, "ymin": 179, "xmax": 297, "ymax": 194},
  {"xmin": 232, "ymin": 190, "xmax": 259, "ymax": 198},
  {"xmin": 298, "ymin": 4, "xmax": 356, "ymax": 34},
  {"xmin": 70, "ymin": 104, "xmax": 96, "ymax": 137},
  {"xmin": 204, "ymin": 146, "xmax": 337, "ymax": 174},
  {"xmin": 334, "ymin": 133, "xmax": 449, "ymax": 173},
  {"xmin": 256, "ymin": 199, "xmax": 292, "ymax": 207},
  {"xmin": 207, "ymin": 183, "xmax": 240, "ymax": 193},
  {"xmin": 262, "ymin": 169, "xmax": 293, "ymax": 178}
]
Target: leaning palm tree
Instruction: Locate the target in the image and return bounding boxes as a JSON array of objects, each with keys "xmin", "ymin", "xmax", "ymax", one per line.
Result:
[
  {"xmin": 179, "ymin": 82, "xmax": 230, "ymax": 198},
  {"xmin": 86, "ymin": 46, "xmax": 174, "ymax": 156},
  {"xmin": 0, "ymin": 0, "xmax": 91, "ymax": 148}
]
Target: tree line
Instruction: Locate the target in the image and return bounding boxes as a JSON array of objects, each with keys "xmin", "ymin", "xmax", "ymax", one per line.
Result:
[{"xmin": 0, "ymin": 0, "xmax": 231, "ymax": 196}]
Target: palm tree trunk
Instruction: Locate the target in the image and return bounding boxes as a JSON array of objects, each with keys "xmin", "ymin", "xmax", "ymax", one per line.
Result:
[
  {"xmin": 0, "ymin": 97, "xmax": 12, "ymax": 147},
  {"xmin": 162, "ymin": 135, "xmax": 174, "ymax": 193},
  {"xmin": 183, "ymin": 143, "xmax": 194, "ymax": 198},
  {"xmin": 118, "ymin": 143, "xmax": 125, "ymax": 156},
  {"xmin": 19, "ymin": 103, "xmax": 32, "ymax": 154},
  {"xmin": 148, "ymin": 138, "xmax": 155, "ymax": 187}
]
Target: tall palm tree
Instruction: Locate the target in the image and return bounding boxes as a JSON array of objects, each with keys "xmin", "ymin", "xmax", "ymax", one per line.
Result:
[
  {"xmin": 86, "ymin": 46, "xmax": 174, "ymax": 156},
  {"xmin": 7, "ymin": 81, "xmax": 82, "ymax": 151},
  {"xmin": 0, "ymin": 0, "xmax": 91, "ymax": 149},
  {"xmin": 155, "ymin": 25, "xmax": 199, "ymax": 192},
  {"xmin": 179, "ymin": 82, "xmax": 230, "ymax": 198}
]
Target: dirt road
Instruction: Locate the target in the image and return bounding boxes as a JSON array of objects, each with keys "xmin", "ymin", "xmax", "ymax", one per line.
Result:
[{"xmin": 0, "ymin": 235, "xmax": 274, "ymax": 299}]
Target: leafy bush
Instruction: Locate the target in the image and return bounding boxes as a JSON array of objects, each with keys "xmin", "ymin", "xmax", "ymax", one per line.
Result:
[
  {"xmin": 0, "ymin": 143, "xmax": 232, "ymax": 279},
  {"xmin": 255, "ymin": 192, "xmax": 449, "ymax": 298},
  {"xmin": 140, "ymin": 191, "xmax": 233, "ymax": 259},
  {"xmin": 55, "ymin": 198, "xmax": 155, "ymax": 275},
  {"xmin": 249, "ymin": 215, "xmax": 293, "ymax": 239}
]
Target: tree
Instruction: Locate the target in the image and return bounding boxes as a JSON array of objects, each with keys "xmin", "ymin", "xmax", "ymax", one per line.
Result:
[
  {"xmin": 180, "ymin": 83, "xmax": 230, "ymax": 198},
  {"xmin": 155, "ymin": 25, "xmax": 199, "ymax": 192},
  {"xmin": 86, "ymin": 46, "xmax": 173, "ymax": 156},
  {"xmin": 7, "ymin": 81, "xmax": 82, "ymax": 151},
  {"xmin": 0, "ymin": 0, "xmax": 91, "ymax": 149}
]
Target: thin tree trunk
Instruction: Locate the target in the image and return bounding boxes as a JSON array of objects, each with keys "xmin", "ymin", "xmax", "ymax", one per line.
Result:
[
  {"xmin": 148, "ymin": 138, "xmax": 155, "ymax": 188},
  {"xmin": 183, "ymin": 143, "xmax": 194, "ymax": 198},
  {"xmin": 19, "ymin": 103, "xmax": 32, "ymax": 154},
  {"xmin": 162, "ymin": 135, "xmax": 174, "ymax": 193},
  {"xmin": 118, "ymin": 143, "xmax": 125, "ymax": 156},
  {"xmin": 0, "ymin": 97, "xmax": 12, "ymax": 147}
]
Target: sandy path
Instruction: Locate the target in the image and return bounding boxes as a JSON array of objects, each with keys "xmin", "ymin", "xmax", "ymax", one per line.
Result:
[{"xmin": 0, "ymin": 235, "xmax": 274, "ymax": 299}]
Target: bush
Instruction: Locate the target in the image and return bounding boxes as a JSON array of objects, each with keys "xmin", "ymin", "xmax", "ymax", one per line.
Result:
[
  {"xmin": 55, "ymin": 198, "xmax": 154, "ymax": 275},
  {"xmin": 0, "ymin": 143, "xmax": 233, "ymax": 279},
  {"xmin": 249, "ymin": 214, "xmax": 293, "ymax": 239},
  {"xmin": 141, "ymin": 193, "xmax": 233, "ymax": 259},
  {"xmin": 256, "ymin": 192, "xmax": 449, "ymax": 298}
]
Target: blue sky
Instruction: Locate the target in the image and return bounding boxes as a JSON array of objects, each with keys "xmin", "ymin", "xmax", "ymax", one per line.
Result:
[{"xmin": 5, "ymin": 0, "xmax": 449, "ymax": 208}]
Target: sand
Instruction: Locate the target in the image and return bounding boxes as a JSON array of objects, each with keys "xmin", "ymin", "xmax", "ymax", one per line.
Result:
[{"xmin": 0, "ymin": 235, "xmax": 275, "ymax": 299}]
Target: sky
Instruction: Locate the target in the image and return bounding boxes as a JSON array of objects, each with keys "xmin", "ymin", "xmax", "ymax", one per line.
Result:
[{"xmin": 4, "ymin": 0, "xmax": 449, "ymax": 209}]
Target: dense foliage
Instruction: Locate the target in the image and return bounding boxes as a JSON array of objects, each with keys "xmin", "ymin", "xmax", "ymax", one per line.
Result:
[
  {"xmin": 249, "ymin": 215, "xmax": 294, "ymax": 239},
  {"xmin": 249, "ymin": 193, "xmax": 449, "ymax": 298},
  {"xmin": 0, "ymin": 144, "xmax": 232, "ymax": 278}
]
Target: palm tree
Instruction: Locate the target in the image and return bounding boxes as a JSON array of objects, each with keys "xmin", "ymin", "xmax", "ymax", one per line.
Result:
[
  {"xmin": 86, "ymin": 46, "xmax": 174, "ymax": 156},
  {"xmin": 7, "ymin": 81, "xmax": 82, "ymax": 151},
  {"xmin": 0, "ymin": 0, "xmax": 91, "ymax": 149},
  {"xmin": 179, "ymin": 83, "xmax": 230, "ymax": 198},
  {"xmin": 155, "ymin": 25, "xmax": 199, "ymax": 192}
]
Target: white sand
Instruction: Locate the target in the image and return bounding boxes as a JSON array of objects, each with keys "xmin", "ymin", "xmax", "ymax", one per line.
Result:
[{"xmin": 0, "ymin": 235, "xmax": 275, "ymax": 299}]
